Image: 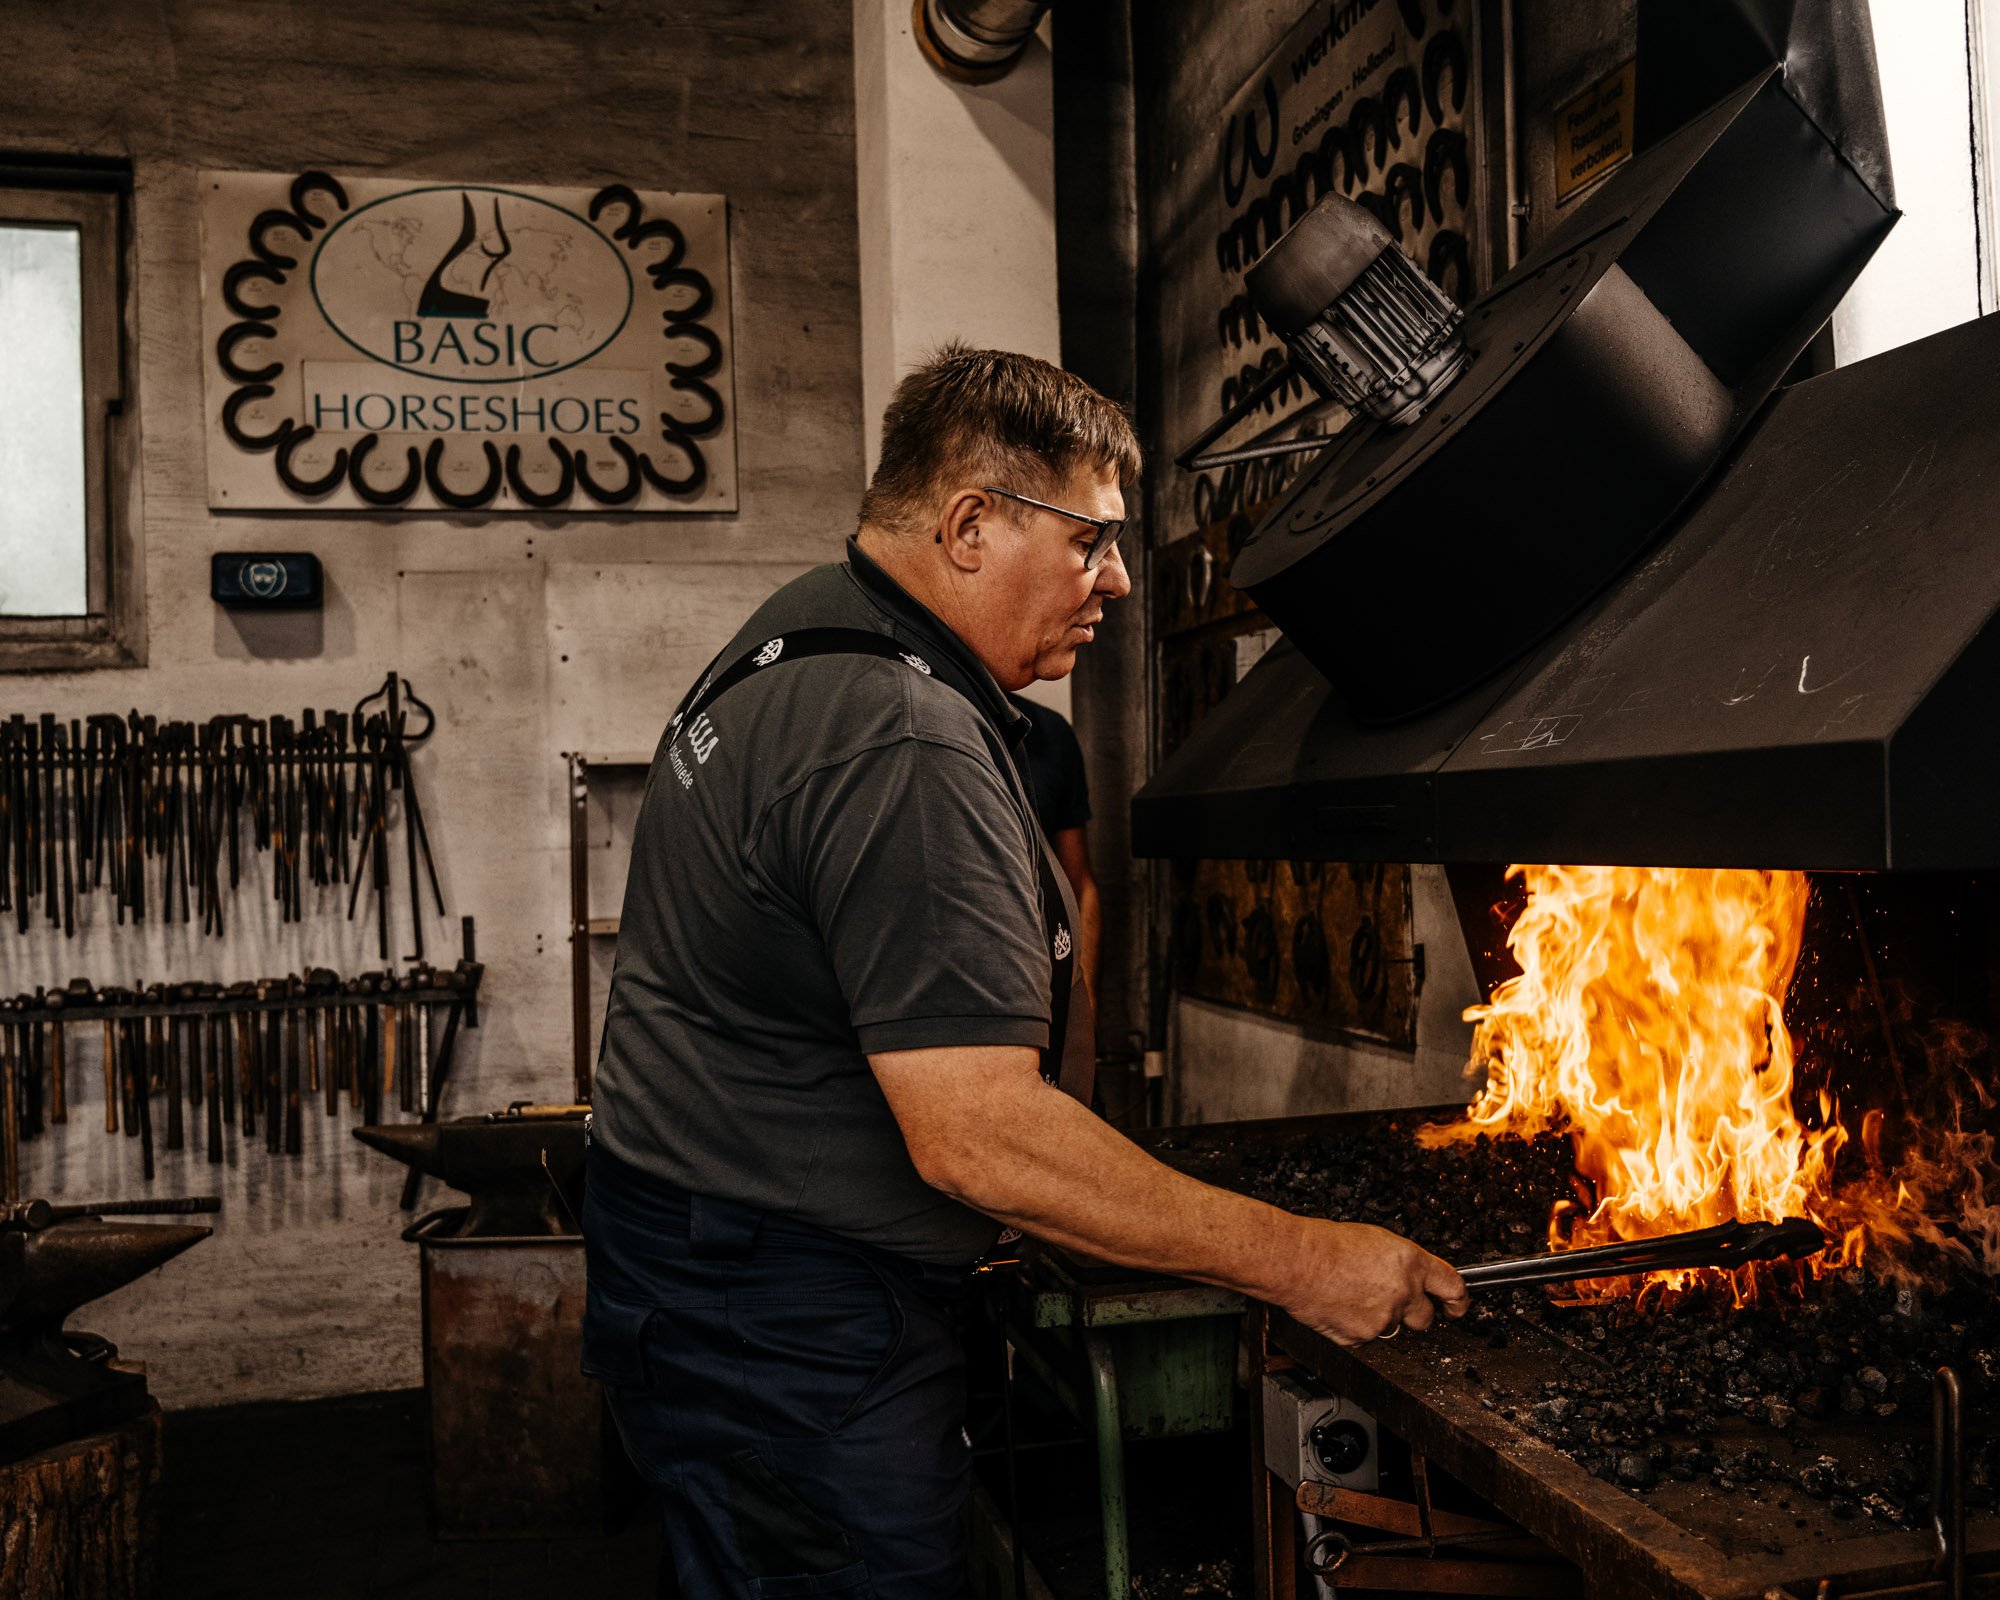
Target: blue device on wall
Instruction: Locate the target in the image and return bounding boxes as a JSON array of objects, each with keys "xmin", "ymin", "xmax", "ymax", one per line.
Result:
[{"xmin": 211, "ymin": 553, "xmax": 323, "ymax": 610}]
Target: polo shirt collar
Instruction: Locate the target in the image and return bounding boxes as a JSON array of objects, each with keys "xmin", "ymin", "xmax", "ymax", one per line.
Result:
[{"xmin": 845, "ymin": 537, "xmax": 1033, "ymax": 748}]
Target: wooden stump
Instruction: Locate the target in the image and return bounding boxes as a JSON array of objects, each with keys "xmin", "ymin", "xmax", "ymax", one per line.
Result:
[{"xmin": 0, "ymin": 1404, "xmax": 163, "ymax": 1600}]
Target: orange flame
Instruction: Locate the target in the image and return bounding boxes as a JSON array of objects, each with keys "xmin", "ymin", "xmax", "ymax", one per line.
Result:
[{"xmin": 1422, "ymin": 866, "xmax": 1850, "ymax": 1298}]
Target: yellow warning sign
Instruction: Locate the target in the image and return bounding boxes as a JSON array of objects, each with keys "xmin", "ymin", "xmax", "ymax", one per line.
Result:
[{"xmin": 1555, "ymin": 59, "xmax": 1637, "ymax": 203}]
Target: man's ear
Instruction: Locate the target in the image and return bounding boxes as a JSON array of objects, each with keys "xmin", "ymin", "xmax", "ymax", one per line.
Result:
[{"xmin": 936, "ymin": 488, "xmax": 990, "ymax": 571}]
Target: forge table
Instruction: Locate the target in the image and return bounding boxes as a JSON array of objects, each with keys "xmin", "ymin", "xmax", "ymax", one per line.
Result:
[
  {"xmin": 1255, "ymin": 1308, "xmax": 1998, "ymax": 1600},
  {"xmin": 1140, "ymin": 1113, "xmax": 1999, "ymax": 1600},
  {"xmin": 999, "ymin": 1243, "xmax": 1245, "ymax": 1600}
]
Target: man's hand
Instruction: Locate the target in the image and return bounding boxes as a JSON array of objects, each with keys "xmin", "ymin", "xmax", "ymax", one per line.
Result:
[{"xmin": 1272, "ymin": 1219, "xmax": 1469, "ymax": 1346}]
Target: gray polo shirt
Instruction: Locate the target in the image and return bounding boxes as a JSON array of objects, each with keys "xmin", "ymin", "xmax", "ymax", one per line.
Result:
[{"xmin": 590, "ymin": 540, "xmax": 1052, "ymax": 1264}]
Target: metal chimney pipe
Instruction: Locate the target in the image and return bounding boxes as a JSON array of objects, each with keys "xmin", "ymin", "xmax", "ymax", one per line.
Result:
[{"xmin": 914, "ymin": 0, "xmax": 1051, "ymax": 83}]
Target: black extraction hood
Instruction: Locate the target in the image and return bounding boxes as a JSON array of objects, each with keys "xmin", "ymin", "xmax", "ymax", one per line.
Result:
[
  {"xmin": 1133, "ymin": 308, "xmax": 2000, "ymax": 871},
  {"xmin": 1130, "ymin": 0, "xmax": 1981, "ymax": 872}
]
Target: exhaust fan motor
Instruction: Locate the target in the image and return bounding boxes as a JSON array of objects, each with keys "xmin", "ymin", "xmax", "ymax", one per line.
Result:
[{"xmin": 1246, "ymin": 192, "xmax": 1471, "ymax": 428}]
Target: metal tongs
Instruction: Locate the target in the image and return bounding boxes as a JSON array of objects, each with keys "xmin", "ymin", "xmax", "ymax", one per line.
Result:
[{"xmin": 1458, "ymin": 1216, "xmax": 1827, "ymax": 1292}]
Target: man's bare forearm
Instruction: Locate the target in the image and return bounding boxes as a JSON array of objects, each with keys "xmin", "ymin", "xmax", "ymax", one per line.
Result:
[{"xmin": 872, "ymin": 1045, "xmax": 1311, "ymax": 1303}]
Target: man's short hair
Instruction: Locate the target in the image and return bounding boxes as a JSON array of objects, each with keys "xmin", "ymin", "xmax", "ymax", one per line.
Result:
[{"xmin": 860, "ymin": 344, "xmax": 1142, "ymax": 538}]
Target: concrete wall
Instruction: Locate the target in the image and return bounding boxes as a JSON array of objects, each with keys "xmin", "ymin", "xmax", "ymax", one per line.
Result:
[
  {"xmin": 852, "ymin": 0, "xmax": 1061, "ymax": 471},
  {"xmin": 0, "ymin": 0, "xmax": 862, "ymax": 1407}
]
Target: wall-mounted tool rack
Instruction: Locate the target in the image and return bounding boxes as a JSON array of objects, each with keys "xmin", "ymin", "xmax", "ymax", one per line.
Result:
[
  {"xmin": 0, "ymin": 917, "xmax": 482, "ymax": 1202},
  {"xmin": 0, "ymin": 671, "xmax": 447, "ymax": 958}
]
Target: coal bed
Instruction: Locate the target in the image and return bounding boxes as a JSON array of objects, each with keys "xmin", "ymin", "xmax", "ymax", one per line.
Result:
[{"xmin": 1144, "ymin": 1112, "xmax": 2000, "ymax": 1557}]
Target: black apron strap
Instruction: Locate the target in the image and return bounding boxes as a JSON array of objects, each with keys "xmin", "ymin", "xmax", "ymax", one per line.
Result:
[{"xmin": 667, "ymin": 627, "xmax": 1085, "ymax": 1098}]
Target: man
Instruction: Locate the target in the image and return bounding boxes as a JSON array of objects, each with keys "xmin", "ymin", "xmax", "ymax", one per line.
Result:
[
  {"xmin": 1006, "ymin": 691, "xmax": 1099, "ymax": 998},
  {"xmin": 583, "ymin": 346, "xmax": 1465, "ymax": 1597}
]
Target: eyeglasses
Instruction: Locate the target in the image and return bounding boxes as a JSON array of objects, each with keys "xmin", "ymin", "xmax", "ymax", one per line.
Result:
[{"xmin": 982, "ymin": 485, "xmax": 1128, "ymax": 571}]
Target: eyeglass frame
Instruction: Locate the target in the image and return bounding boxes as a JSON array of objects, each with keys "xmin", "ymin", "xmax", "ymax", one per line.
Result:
[{"xmin": 981, "ymin": 485, "xmax": 1128, "ymax": 571}]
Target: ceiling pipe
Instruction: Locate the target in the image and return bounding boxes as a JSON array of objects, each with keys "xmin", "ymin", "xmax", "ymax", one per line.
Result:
[{"xmin": 914, "ymin": 0, "xmax": 1051, "ymax": 83}]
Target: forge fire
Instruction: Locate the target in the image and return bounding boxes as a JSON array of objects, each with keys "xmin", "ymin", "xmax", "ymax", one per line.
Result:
[
  {"xmin": 1424, "ymin": 866, "xmax": 2000, "ymax": 1299},
  {"xmin": 1222, "ymin": 866, "xmax": 2000, "ymax": 1529}
]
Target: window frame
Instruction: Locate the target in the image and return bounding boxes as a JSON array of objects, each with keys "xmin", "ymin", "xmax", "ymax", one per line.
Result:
[
  {"xmin": 1974, "ymin": 0, "xmax": 2000, "ymax": 318},
  {"xmin": 0, "ymin": 172, "xmax": 142, "ymax": 671}
]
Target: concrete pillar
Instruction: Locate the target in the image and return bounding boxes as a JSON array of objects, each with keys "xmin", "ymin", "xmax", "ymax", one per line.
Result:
[
  {"xmin": 850, "ymin": 0, "xmax": 1061, "ymax": 466},
  {"xmin": 851, "ymin": 0, "xmax": 1065, "ymax": 715}
]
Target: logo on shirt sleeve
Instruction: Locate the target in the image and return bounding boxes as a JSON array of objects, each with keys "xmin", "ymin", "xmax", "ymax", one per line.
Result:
[
  {"xmin": 754, "ymin": 637, "xmax": 785, "ymax": 666},
  {"xmin": 1052, "ymin": 925, "xmax": 1073, "ymax": 961},
  {"xmin": 899, "ymin": 652, "xmax": 932, "ymax": 675},
  {"xmin": 686, "ymin": 713, "xmax": 720, "ymax": 763},
  {"xmin": 670, "ymin": 710, "xmax": 721, "ymax": 788}
]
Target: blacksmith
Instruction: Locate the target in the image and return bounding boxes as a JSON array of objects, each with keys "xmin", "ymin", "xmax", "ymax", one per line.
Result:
[{"xmin": 582, "ymin": 345, "xmax": 1467, "ymax": 1596}]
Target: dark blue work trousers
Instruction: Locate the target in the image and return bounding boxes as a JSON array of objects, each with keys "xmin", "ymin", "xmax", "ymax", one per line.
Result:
[{"xmin": 582, "ymin": 1140, "xmax": 973, "ymax": 1598}]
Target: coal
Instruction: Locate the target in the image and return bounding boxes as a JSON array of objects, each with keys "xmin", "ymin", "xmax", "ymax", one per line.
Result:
[
  {"xmin": 1222, "ymin": 1121, "xmax": 2000, "ymax": 1533},
  {"xmin": 1128, "ymin": 1557, "xmax": 1243, "ymax": 1599},
  {"xmin": 1616, "ymin": 1453, "xmax": 1657, "ymax": 1489}
]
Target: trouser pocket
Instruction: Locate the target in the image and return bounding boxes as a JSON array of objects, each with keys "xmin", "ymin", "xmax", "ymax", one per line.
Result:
[
  {"xmin": 711, "ymin": 1449, "xmax": 878, "ymax": 1596},
  {"xmin": 579, "ymin": 1287, "xmax": 656, "ymax": 1390},
  {"xmin": 726, "ymin": 1252, "xmax": 905, "ymax": 1439}
]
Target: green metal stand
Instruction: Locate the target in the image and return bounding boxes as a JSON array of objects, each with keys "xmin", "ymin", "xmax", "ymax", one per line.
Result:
[
  {"xmin": 1003, "ymin": 1250, "xmax": 1245, "ymax": 1600},
  {"xmin": 1085, "ymin": 1333, "xmax": 1129, "ymax": 1600}
]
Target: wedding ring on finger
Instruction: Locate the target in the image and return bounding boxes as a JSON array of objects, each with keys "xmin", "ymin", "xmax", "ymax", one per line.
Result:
[{"xmin": 1378, "ymin": 1324, "xmax": 1400, "ymax": 1340}]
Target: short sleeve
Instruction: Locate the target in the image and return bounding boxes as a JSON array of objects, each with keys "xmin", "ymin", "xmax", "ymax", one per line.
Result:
[{"xmin": 761, "ymin": 736, "xmax": 1052, "ymax": 1054}]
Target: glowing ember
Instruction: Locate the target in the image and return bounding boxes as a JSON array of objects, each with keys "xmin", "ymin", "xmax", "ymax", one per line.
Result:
[{"xmin": 1422, "ymin": 866, "xmax": 1853, "ymax": 1297}]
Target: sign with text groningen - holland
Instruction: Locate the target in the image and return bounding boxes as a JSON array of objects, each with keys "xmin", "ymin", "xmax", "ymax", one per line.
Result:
[
  {"xmin": 198, "ymin": 170, "xmax": 735, "ymax": 514},
  {"xmin": 1199, "ymin": 0, "xmax": 1478, "ymax": 530}
]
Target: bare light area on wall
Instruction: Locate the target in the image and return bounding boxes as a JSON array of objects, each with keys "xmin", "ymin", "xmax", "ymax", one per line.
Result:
[
  {"xmin": 1832, "ymin": 1, "xmax": 1981, "ymax": 366},
  {"xmin": 0, "ymin": 223, "xmax": 88, "ymax": 616}
]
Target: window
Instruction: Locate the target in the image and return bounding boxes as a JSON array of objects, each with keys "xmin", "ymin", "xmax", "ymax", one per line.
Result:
[{"xmin": 0, "ymin": 168, "xmax": 138, "ymax": 671}]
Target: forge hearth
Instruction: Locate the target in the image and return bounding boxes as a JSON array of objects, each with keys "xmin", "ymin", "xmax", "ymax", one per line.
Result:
[{"xmin": 1144, "ymin": 1113, "xmax": 2000, "ymax": 1598}]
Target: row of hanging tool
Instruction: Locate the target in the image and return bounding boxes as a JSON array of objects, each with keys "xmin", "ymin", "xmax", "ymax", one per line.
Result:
[
  {"xmin": 0, "ymin": 921, "xmax": 481, "ymax": 1190},
  {"xmin": 0, "ymin": 672, "xmax": 446, "ymax": 958}
]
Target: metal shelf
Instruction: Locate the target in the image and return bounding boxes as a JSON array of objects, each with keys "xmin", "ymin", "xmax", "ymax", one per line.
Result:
[{"xmin": 567, "ymin": 752, "xmax": 650, "ymax": 1100}]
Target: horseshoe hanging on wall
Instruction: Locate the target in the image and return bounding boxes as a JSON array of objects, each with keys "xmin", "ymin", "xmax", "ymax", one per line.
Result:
[
  {"xmin": 222, "ymin": 385, "xmax": 290, "ymax": 451},
  {"xmin": 223, "ymin": 260, "xmax": 286, "ymax": 321},
  {"xmin": 504, "ymin": 440, "xmax": 577, "ymax": 509},
  {"xmin": 275, "ymin": 426, "xmax": 348, "ymax": 497},
  {"xmin": 215, "ymin": 322, "xmax": 282, "ymax": 385},
  {"xmin": 640, "ymin": 438, "xmax": 707, "ymax": 498},
  {"xmin": 1222, "ymin": 77, "xmax": 1280, "ymax": 208},
  {"xmin": 423, "ymin": 439, "xmax": 504, "ymax": 509},
  {"xmin": 575, "ymin": 436, "xmax": 645, "ymax": 505},
  {"xmin": 346, "ymin": 434, "xmax": 423, "ymax": 507},
  {"xmin": 1350, "ymin": 918, "xmax": 1386, "ymax": 1003}
]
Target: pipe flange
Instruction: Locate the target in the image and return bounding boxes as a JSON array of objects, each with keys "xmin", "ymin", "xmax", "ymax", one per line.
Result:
[{"xmin": 912, "ymin": 0, "xmax": 1047, "ymax": 84}]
